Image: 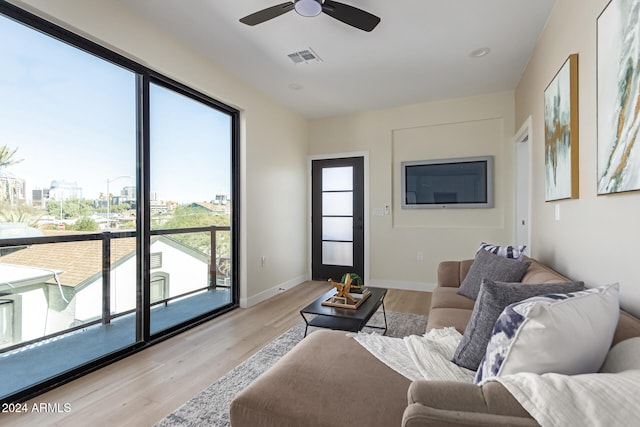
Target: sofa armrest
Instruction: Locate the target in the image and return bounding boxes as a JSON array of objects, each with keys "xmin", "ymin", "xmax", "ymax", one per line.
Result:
[
  {"xmin": 402, "ymin": 403, "xmax": 538, "ymax": 427},
  {"xmin": 437, "ymin": 260, "xmax": 474, "ymax": 288},
  {"xmin": 403, "ymin": 381, "xmax": 539, "ymax": 427}
]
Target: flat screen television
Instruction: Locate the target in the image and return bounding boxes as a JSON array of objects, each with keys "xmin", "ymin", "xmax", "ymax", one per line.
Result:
[{"xmin": 401, "ymin": 156, "xmax": 494, "ymax": 209}]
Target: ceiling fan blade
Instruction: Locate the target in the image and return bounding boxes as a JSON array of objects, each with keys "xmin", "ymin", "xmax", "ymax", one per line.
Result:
[
  {"xmin": 239, "ymin": 2, "xmax": 295, "ymax": 26},
  {"xmin": 321, "ymin": 0, "xmax": 380, "ymax": 32}
]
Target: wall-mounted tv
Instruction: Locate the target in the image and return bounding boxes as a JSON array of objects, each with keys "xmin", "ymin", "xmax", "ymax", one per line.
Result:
[{"xmin": 401, "ymin": 156, "xmax": 494, "ymax": 209}]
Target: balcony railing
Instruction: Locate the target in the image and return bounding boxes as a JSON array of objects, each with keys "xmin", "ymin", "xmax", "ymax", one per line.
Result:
[{"xmin": 0, "ymin": 225, "xmax": 231, "ymax": 354}]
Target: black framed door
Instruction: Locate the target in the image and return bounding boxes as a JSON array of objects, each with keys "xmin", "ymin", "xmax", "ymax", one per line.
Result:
[{"xmin": 311, "ymin": 157, "xmax": 364, "ymax": 281}]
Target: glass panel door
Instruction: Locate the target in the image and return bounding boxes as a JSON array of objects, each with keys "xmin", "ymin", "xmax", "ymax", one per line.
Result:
[
  {"xmin": 149, "ymin": 82, "xmax": 234, "ymax": 335},
  {"xmin": 311, "ymin": 158, "xmax": 364, "ymax": 281}
]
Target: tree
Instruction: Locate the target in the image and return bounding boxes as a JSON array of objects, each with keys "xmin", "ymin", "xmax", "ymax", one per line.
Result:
[
  {"xmin": 72, "ymin": 217, "xmax": 99, "ymax": 231},
  {"xmin": 110, "ymin": 202, "xmax": 131, "ymax": 213},
  {"xmin": 0, "ymin": 202, "xmax": 42, "ymax": 227},
  {"xmin": 46, "ymin": 198, "xmax": 94, "ymax": 219},
  {"xmin": 0, "ymin": 145, "xmax": 23, "ymax": 169}
]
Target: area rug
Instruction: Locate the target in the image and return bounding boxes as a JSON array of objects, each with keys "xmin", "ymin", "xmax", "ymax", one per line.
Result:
[{"xmin": 154, "ymin": 310, "xmax": 427, "ymax": 427}]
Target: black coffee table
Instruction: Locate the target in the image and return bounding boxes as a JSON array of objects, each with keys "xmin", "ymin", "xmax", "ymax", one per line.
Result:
[{"xmin": 300, "ymin": 287, "xmax": 388, "ymax": 337}]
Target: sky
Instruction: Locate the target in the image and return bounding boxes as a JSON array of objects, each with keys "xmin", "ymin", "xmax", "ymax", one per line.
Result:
[{"xmin": 0, "ymin": 14, "xmax": 232, "ymax": 204}]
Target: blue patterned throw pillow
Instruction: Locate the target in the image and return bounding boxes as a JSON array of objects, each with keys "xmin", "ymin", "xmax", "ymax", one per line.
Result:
[
  {"xmin": 474, "ymin": 284, "xmax": 620, "ymax": 384},
  {"xmin": 477, "ymin": 242, "xmax": 527, "ymax": 261}
]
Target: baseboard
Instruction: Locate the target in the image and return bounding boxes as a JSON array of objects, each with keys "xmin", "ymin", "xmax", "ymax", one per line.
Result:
[
  {"xmin": 240, "ymin": 274, "xmax": 309, "ymax": 308},
  {"xmin": 366, "ymin": 279, "xmax": 436, "ymax": 293}
]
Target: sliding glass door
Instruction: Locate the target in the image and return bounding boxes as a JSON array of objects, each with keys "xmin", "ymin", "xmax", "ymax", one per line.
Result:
[
  {"xmin": 148, "ymin": 82, "xmax": 234, "ymax": 335},
  {"xmin": 0, "ymin": 2, "xmax": 239, "ymax": 403}
]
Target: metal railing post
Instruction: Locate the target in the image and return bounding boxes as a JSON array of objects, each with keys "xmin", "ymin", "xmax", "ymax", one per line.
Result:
[
  {"xmin": 209, "ymin": 226, "xmax": 217, "ymax": 290},
  {"xmin": 102, "ymin": 232, "xmax": 112, "ymax": 324}
]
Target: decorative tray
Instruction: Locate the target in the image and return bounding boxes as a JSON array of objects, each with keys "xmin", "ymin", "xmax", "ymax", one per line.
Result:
[{"xmin": 321, "ymin": 289, "xmax": 371, "ymax": 309}]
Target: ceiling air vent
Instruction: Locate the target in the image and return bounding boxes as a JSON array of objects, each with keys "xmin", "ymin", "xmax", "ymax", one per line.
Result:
[{"xmin": 287, "ymin": 48, "xmax": 322, "ymax": 64}]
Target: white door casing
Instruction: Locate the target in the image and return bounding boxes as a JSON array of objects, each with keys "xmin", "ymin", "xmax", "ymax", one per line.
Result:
[{"xmin": 514, "ymin": 116, "xmax": 532, "ymax": 255}]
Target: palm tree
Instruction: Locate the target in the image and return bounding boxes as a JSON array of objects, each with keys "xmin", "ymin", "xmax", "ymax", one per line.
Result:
[
  {"xmin": 0, "ymin": 206, "xmax": 42, "ymax": 227},
  {"xmin": 0, "ymin": 145, "xmax": 23, "ymax": 169}
]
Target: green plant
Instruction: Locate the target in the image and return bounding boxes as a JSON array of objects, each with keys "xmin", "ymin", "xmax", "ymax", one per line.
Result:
[
  {"xmin": 341, "ymin": 272, "xmax": 363, "ymax": 286},
  {"xmin": 72, "ymin": 217, "xmax": 99, "ymax": 231}
]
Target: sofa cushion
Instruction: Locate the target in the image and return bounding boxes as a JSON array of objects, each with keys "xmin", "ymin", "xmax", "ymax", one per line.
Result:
[
  {"xmin": 600, "ymin": 337, "xmax": 640, "ymax": 373},
  {"xmin": 437, "ymin": 259, "xmax": 475, "ymax": 288},
  {"xmin": 430, "ymin": 287, "xmax": 475, "ymax": 310},
  {"xmin": 613, "ymin": 310, "xmax": 640, "ymax": 345},
  {"xmin": 452, "ymin": 279, "xmax": 584, "ymax": 371},
  {"xmin": 520, "ymin": 258, "xmax": 570, "ymax": 284},
  {"xmin": 426, "ymin": 307, "xmax": 473, "ymax": 334},
  {"xmin": 230, "ymin": 330, "xmax": 411, "ymax": 427},
  {"xmin": 477, "ymin": 242, "xmax": 527, "ymax": 261},
  {"xmin": 457, "ymin": 249, "xmax": 531, "ymax": 300},
  {"xmin": 474, "ymin": 284, "xmax": 620, "ymax": 384}
]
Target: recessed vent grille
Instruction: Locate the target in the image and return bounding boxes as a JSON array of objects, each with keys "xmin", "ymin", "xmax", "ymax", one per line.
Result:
[
  {"xmin": 287, "ymin": 48, "xmax": 322, "ymax": 64},
  {"xmin": 150, "ymin": 252, "xmax": 162, "ymax": 269}
]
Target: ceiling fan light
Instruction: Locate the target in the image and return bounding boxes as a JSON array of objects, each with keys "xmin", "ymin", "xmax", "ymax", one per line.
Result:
[{"xmin": 294, "ymin": 0, "xmax": 322, "ymax": 17}]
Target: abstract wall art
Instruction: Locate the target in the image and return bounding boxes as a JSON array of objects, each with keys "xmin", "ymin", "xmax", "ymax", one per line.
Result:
[
  {"xmin": 544, "ymin": 54, "xmax": 579, "ymax": 201},
  {"xmin": 597, "ymin": 0, "xmax": 640, "ymax": 195}
]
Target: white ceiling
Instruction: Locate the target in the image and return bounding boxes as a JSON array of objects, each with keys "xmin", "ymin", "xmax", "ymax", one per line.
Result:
[{"xmin": 118, "ymin": 0, "xmax": 557, "ymax": 118}]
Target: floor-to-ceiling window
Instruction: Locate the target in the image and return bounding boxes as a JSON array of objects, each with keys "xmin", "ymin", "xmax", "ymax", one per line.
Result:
[
  {"xmin": 148, "ymin": 82, "xmax": 234, "ymax": 335},
  {"xmin": 0, "ymin": 3, "xmax": 238, "ymax": 403}
]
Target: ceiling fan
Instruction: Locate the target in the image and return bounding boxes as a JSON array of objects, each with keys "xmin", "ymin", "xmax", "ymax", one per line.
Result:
[{"xmin": 239, "ymin": 0, "xmax": 381, "ymax": 32}]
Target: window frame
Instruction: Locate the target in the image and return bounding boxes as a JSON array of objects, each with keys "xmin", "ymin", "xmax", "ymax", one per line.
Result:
[{"xmin": 0, "ymin": 1, "xmax": 240, "ymax": 403}]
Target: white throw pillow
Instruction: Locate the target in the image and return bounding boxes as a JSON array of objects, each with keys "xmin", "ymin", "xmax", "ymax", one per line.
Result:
[
  {"xmin": 600, "ymin": 337, "xmax": 640, "ymax": 373},
  {"xmin": 475, "ymin": 284, "xmax": 620, "ymax": 384}
]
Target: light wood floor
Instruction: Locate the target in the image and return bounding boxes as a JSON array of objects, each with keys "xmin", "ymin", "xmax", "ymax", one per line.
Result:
[{"xmin": 0, "ymin": 282, "xmax": 431, "ymax": 427}]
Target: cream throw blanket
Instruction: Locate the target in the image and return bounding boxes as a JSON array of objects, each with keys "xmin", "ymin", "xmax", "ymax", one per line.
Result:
[
  {"xmin": 352, "ymin": 329, "xmax": 640, "ymax": 427},
  {"xmin": 486, "ymin": 370, "xmax": 640, "ymax": 427},
  {"xmin": 351, "ymin": 327, "xmax": 475, "ymax": 382}
]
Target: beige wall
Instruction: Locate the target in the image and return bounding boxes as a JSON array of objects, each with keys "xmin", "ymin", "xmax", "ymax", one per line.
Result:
[
  {"xmin": 14, "ymin": 0, "xmax": 637, "ymax": 315},
  {"xmin": 516, "ymin": 0, "xmax": 640, "ymax": 315},
  {"xmin": 10, "ymin": 0, "xmax": 310, "ymax": 306},
  {"xmin": 309, "ymin": 92, "xmax": 516, "ymax": 290}
]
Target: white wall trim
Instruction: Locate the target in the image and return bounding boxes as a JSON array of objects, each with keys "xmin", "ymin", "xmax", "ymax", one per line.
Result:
[
  {"xmin": 240, "ymin": 274, "xmax": 309, "ymax": 308},
  {"xmin": 513, "ymin": 115, "xmax": 532, "ymax": 143},
  {"xmin": 512, "ymin": 115, "xmax": 533, "ymax": 255},
  {"xmin": 307, "ymin": 151, "xmax": 370, "ymax": 283}
]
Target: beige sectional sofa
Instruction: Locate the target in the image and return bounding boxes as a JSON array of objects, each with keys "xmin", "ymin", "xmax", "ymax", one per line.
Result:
[{"xmin": 230, "ymin": 257, "xmax": 640, "ymax": 427}]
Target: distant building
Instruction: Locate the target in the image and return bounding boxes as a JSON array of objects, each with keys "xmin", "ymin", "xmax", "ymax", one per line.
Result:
[
  {"xmin": 120, "ymin": 185, "xmax": 136, "ymax": 205},
  {"xmin": 150, "ymin": 199, "xmax": 168, "ymax": 215},
  {"xmin": 213, "ymin": 194, "xmax": 228, "ymax": 205},
  {"xmin": 190, "ymin": 199, "xmax": 230, "ymax": 215},
  {"xmin": 0, "ymin": 170, "xmax": 25, "ymax": 206},
  {"xmin": 32, "ymin": 188, "xmax": 50, "ymax": 209},
  {"xmin": 49, "ymin": 180, "xmax": 83, "ymax": 201},
  {"xmin": 165, "ymin": 200, "xmax": 179, "ymax": 212}
]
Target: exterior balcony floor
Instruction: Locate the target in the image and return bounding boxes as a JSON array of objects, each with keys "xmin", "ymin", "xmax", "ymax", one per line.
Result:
[{"xmin": 0, "ymin": 289, "xmax": 232, "ymax": 401}]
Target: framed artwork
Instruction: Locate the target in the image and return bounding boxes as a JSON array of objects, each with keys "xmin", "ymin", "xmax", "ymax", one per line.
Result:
[
  {"xmin": 544, "ymin": 54, "xmax": 579, "ymax": 201},
  {"xmin": 597, "ymin": 0, "xmax": 640, "ymax": 195}
]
